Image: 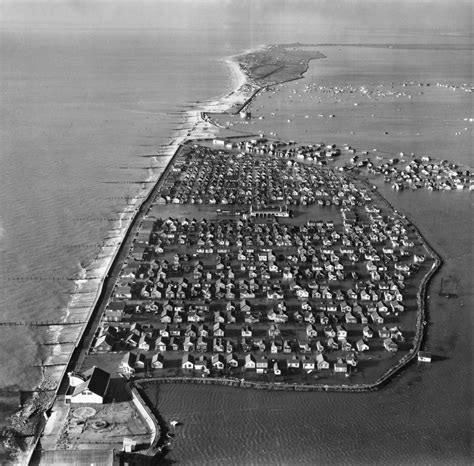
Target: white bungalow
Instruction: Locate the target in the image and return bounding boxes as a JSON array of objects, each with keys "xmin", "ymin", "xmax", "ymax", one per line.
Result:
[
  {"xmin": 244, "ymin": 354, "xmax": 256, "ymax": 370},
  {"xmin": 67, "ymin": 367, "xmax": 110, "ymax": 404}
]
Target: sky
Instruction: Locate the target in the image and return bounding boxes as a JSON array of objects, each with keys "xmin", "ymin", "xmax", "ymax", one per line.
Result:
[{"xmin": 1, "ymin": 0, "xmax": 472, "ymax": 36}]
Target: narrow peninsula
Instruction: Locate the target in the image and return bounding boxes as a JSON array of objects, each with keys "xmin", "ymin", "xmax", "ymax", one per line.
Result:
[{"xmin": 27, "ymin": 44, "xmax": 448, "ymax": 465}]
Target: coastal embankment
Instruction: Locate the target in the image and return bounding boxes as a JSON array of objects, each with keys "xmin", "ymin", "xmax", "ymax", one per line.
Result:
[
  {"xmin": 18, "ymin": 146, "xmax": 183, "ymax": 464},
  {"xmin": 26, "ymin": 43, "xmax": 448, "ymax": 463}
]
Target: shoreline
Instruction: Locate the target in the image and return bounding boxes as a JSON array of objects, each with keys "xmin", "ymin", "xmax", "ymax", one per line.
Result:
[
  {"xmin": 11, "ymin": 49, "xmax": 257, "ymax": 463},
  {"xmin": 19, "ymin": 44, "xmax": 446, "ymax": 462},
  {"xmin": 16, "ymin": 143, "xmax": 185, "ymax": 465}
]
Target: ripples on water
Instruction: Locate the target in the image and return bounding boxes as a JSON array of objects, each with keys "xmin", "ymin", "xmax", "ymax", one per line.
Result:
[{"xmin": 0, "ymin": 13, "xmax": 472, "ymax": 464}]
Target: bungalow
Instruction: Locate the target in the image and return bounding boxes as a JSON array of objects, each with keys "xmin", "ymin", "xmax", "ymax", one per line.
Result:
[
  {"xmin": 296, "ymin": 288, "xmax": 309, "ymax": 300},
  {"xmin": 138, "ymin": 334, "xmax": 151, "ymax": 351},
  {"xmin": 115, "ymin": 285, "xmax": 131, "ymax": 299},
  {"xmin": 377, "ymin": 302, "xmax": 389, "ymax": 314},
  {"xmin": 346, "ymin": 352, "xmax": 358, "ymax": 367},
  {"xmin": 356, "ymin": 339, "xmax": 370, "ymax": 352},
  {"xmin": 93, "ymin": 334, "xmax": 115, "ymax": 353},
  {"xmin": 340, "ymin": 302, "xmax": 352, "ymax": 313},
  {"xmin": 67, "ymin": 367, "xmax": 110, "ymax": 404},
  {"xmin": 302, "ymin": 356, "xmax": 315, "ymax": 371},
  {"xmin": 269, "ymin": 341, "xmax": 279, "ymax": 354},
  {"xmin": 334, "ymin": 358, "xmax": 348, "ymax": 373},
  {"xmin": 160, "ymin": 311, "xmax": 172, "ymax": 324},
  {"xmin": 125, "ymin": 333, "xmax": 140, "ymax": 349},
  {"xmin": 182, "ymin": 354, "xmax": 195, "ymax": 370},
  {"xmin": 183, "ymin": 336, "xmax": 195, "ymax": 352},
  {"xmin": 383, "ymin": 338, "xmax": 398, "ymax": 352},
  {"xmin": 104, "ymin": 301, "xmax": 125, "ymax": 322},
  {"xmin": 119, "ymin": 352, "xmax": 144, "ymax": 375},
  {"xmin": 327, "ymin": 337, "xmax": 339, "ymax": 350},
  {"xmin": 418, "ymin": 351, "xmax": 432, "ymax": 363},
  {"xmin": 315, "ymin": 340, "xmax": 325, "ymax": 352},
  {"xmin": 363, "ymin": 325, "xmax": 374, "ymax": 339},
  {"xmin": 211, "ymin": 354, "xmax": 225, "ymax": 370},
  {"xmin": 324, "ymin": 326, "xmax": 336, "ymax": 338},
  {"xmin": 225, "ymin": 340, "xmax": 234, "ymax": 353},
  {"xmin": 239, "ymin": 300, "xmax": 252, "ymax": 313},
  {"xmin": 244, "ymin": 354, "xmax": 256, "ymax": 370},
  {"xmin": 256, "ymin": 355, "xmax": 269, "ymax": 374},
  {"xmin": 326, "ymin": 303, "xmax": 338, "ymax": 313},
  {"xmin": 336, "ymin": 325, "xmax": 348, "ymax": 340},
  {"xmin": 316, "ymin": 353, "xmax": 330, "ymax": 370},
  {"xmin": 318, "ymin": 312, "xmax": 329, "ymax": 325},
  {"xmin": 369, "ymin": 311, "xmax": 384, "ymax": 324},
  {"xmin": 213, "ymin": 322, "xmax": 225, "ymax": 337},
  {"xmin": 213, "ymin": 337, "xmax": 225, "ymax": 353},
  {"xmin": 168, "ymin": 337, "xmax": 180, "ymax": 351},
  {"xmin": 134, "ymin": 352, "xmax": 147, "ymax": 370},
  {"xmin": 273, "ymin": 362, "xmax": 281, "ymax": 375},
  {"xmin": 267, "ymin": 289, "xmax": 284, "ymax": 300},
  {"xmin": 197, "ymin": 324, "xmax": 210, "ymax": 338},
  {"xmin": 340, "ymin": 339, "xmax": 352, "ymax": 352},
  {"xmin": 306, "ymin": 323, "xmax": 318, "ymax": 338},
  {"xmin": 151, "ymin": 353, "xmax": 165, "ymax": 369},
  {"xmin": 196, "ymin": 336, "xmax": 208, "ymax": 352},
  {"xmin": 225, "ymin": 353, "xmax": 239, "ymax": 367},
  {"xmin": 287, "ymin": 355, "xmax": 300, "ymax": 369},
  {"xmin": 390, "ymin": 302, "xmax": 405, "ymax": 314},
  {"xmin": 184, "ymin": 324, "xmax": 198, "ymax": 339},
  {"xmin": 345, "ymin": 312, "xmax": 357, "ymax": 324}
]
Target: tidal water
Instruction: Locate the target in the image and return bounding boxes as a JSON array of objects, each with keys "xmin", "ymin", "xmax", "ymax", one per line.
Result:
[
  {"xmin": 0, "ymin": 3, "xmax": 472, "ymax": 463},
  {"xmin": 149, "ymin": 44, "xmax": 472, "ymax": 465}
]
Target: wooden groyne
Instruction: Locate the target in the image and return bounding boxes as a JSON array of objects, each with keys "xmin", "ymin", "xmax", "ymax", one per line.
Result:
[
  {"xmin": 26, "ymin": 146, "xmax": 184, "ymax": 465},
  {"xmin": 1, "ymin": 276, "xmax": 103, "ymax": 281},
  {"xmin": 0, "ymin": 320, "xmax": 86, "ymax": 327}
]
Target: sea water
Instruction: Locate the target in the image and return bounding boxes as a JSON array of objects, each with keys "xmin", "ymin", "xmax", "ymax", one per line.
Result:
[
  {"xmin": 149, "ymin": 45, "xmax": 472, "ymax": 465},
  {"xmin": 0, "ymin": 3, "xmax": 472, "ymax": 464},
  {"xmin": 0, "ymin": 28, "xmax": 239, "ymax": 454}
]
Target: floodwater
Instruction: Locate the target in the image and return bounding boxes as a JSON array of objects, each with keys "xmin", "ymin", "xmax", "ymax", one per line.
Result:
[{"xmin": 0, "ymin": 1, "xmax": 472, "ymax": 463}]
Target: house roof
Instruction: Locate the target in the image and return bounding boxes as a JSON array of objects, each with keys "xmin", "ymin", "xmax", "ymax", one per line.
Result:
[
  {"xmin": 107, "ymin": 301, "xmax": 126, "ymax": 311},
  {"xmin": 72, "ymin": 366, "xmax": 110, "ymax": 398}
]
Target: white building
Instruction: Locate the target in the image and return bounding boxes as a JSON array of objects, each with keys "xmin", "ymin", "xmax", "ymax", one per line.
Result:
[{"xmin": 66, "ymin": 367, "xmax": 110, "ymax": 404}]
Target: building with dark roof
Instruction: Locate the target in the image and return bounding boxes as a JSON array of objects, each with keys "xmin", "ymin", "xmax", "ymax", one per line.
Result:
[{"xmin": 66, "ymin": 366, "xmax": 110, "ymax": 404}]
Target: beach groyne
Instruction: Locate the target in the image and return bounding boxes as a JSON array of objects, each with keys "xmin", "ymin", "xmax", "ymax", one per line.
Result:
[{"xmin": 22, "ymin": 146, "xmax": 184, "ymax": 464}]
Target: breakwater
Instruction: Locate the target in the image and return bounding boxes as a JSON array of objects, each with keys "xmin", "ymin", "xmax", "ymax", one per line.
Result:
[{"xmin": 21, "ymin": 146, "xmax": 184, "ymax": 464}]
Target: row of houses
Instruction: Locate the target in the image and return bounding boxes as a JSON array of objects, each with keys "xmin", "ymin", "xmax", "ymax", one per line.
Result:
[
  {"xmin": 365, "ymin": 157, "xmax": 473, "ymax": 191},
  {"xmin": 155, "ymin": 145, "xmax": 360, "ymax": 206},
  {"xmin": 94, "ymin": 314, "xmax": 404, "ymax": 356},
  {"xmin": 118, "ymin": 350, "xmax": 352, "ymax": 376},
  {"xmin": 215, "ymin": 137, "xmax": 341, "ymax": 161},
  {"xmin": 95, "ymin": 142, "xmax": 429, "ymax": 380}
]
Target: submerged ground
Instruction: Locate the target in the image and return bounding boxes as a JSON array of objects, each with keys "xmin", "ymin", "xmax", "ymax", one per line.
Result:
[{"xmin": 17, "ymin": 42, "xmax": 465, "ymax": 462}]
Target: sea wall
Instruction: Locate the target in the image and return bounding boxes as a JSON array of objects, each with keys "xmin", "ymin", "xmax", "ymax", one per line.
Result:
[
  {"xmin": 22, "ymin": 146, "xmax": 184, "ymax": 464},
  {"xmin": 130, "ymin": 385, "xmax": 160, "ymax": 451}
]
